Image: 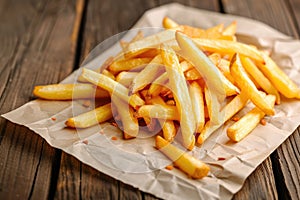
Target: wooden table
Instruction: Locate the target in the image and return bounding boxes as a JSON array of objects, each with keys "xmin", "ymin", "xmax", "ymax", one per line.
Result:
[{"xmin": 0, "ymin": 0, "xmax": 299, "ymax": 199}]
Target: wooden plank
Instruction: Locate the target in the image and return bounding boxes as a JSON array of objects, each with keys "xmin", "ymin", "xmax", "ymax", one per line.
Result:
[
  {"xmin": 158, "ymin": 0, "xmax": 220, "ymax": 11},
  {"xmin": 222, "ymin": 0, "xmax": 300, "ymax": 199},
  {"xmin": 222, "ymin": 0, "xmax": 299, "ymax": 38},
  {"xmin": 288, "ymin": 0, "xmax": 300, "ymax": 35},
  {"xmin": 0, "ymin": 0, "xmax": 83, "ymax": 199}
]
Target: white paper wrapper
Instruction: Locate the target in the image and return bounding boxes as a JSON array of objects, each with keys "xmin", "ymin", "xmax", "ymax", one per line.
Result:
[{"xmin": 3, "ymin": 3, "xmax": 300, "ymax": 200}]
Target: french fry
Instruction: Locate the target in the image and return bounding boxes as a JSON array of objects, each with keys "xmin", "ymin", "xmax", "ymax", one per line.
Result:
[
  {"xmin": 222, "ymin": 21, "xmax": 237, "ymax": 36},
  {"xmin": 150, "ymin": 96, "xmax": 176, "ymax": 141},
  {"xmin": 197, "ymin": 92, "xmax": 248, "ymax": 144},
  {"xmin": 176, "ymin": 32, "xmax": 238, "ymax": 97},
  {"xmin": 193, "ymin": 38, "xmax": 264, "ymax": 62},
  {"xmin": 230, "ymin": 54, "xmax": 275, "ymax": 115},
  {"xmin": 178, "ymin": 24, "xmax": 223, "ymax": 39},
  {"xmin": 161, "ymin": 45, "xmax": 196, "ymax": 150},
  {"xmin": 162, "ymin": 17, "xmax": 179, "ymax": 29},
  {"xmin": 240, "ymin": 56, "xmax": 280, "ymax": 104},
  {"xmin": 147, "ymin": 72, "xmax": 168, "ymax": 97},
  {"xmin": 130, "ymin": 55, "xmax": 164, "ymax": 93},
  {"xmin": 108, "ymin": 57, "xmax": 152, "ymax": 74},
  {"xmin": 227, "ymin": 94, "xmax": 276, "ymax": 142},
  {"xmin": 189, "ymin": 82, "xmax": 205, "ymax": 133},
  {"xmin": 81, "ymin": 68, "xmax": 144, "ymax": 109},
  {"xmin": 257, "ymin": 52, "xmax": 300, "ymax": 99},
  {"xmin": 111, "ymin": 95, "xmax": 139, "ymax": 138},
  {"xmin": 116, "ymin": 72, "xmax": 138, "ymax": 87},
  {"xmin": 65, "ymin": 103, "xmax": 112, "ymax": 128},
  {"xmin": 204, "ymin": 86, "xmax": 222, "ymax": 125},
  {"xmin": 102, "ymin": 69, "xmax": 116, "ymax": 80},
  {"xmin": 33, "ymin": 84, "xmax": 110, "ymax": 100},
  {"xmin": 137, "ymin": 104, "xmax": 179, "ymax": 121},
  {"xmin": 155, "ymin": 136, "xmax": 210, "ymax": 179}
]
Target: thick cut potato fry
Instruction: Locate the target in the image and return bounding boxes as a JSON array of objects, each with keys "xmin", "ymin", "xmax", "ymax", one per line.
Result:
[
  {"xmin": 150, "ymin": 96, "xmax": 176, "ymax": 141},
  {"xmin": 81, "ymin": 68, "xmax": 144, "ymax": 109},
  {"xmin": 147, "ymin": 72, "xmax": 169, "ymax": 97},
  {"xmin": 193, "ymin": 38, "xmax": 264, "ymax": 62},
  {"xmin": 178, "ymin": 24, "xmax": 223, "ymax": 39},
  {"xmin": 109, "ymin": 58, "xmax": 152, "ymax": 74},
  {"xmin": 222, "ymin": 21, "xmax": 237, "ymax": 36},
  {"xmin": 257, "ymin": 52, "xmax": 300, "ymax": 99},
  {"xmin": 125, "ymin": 30, "xmax": 176, "ymax": 58},
  {"xmin": 227, "ymin": 94, "xmax": 276, "ymax": 142},
  {"xmin": 204, "ymin": 86, "xmax": 222, "ymax": 125},
  {"xmin": 112, "ymin": 95, "xmax": 139, "ymax": 138},
  {"xmin": 240, "ymin": 56, "xmax": 280, "ymax": 104},
  {"xmin": 197, "ymin": 92, "xmax": 248, "ymax": 144},
  {"xmin": 33, "ymin": 84, "xmax": 110, "ymax": 100},
  {"xmin": 189, "ymin": 82, "xmax": 205, "ymax": 133},
  {"xmin": 155, "ymin": 136, "xmax": 210, "ymax": 179},
  {"xmin": 230, "ymin": 54, "xmax": 275, "ymax": 115},
  {"xmin": 161, "ymin": 45, "xmax": 196, "ymax": 150},
  {"xmin": 102, "ymin": 69, "xmax": 116, "ymax": 80},
  {"xmin": 116, "ymin": 72, "xmax": 138, "ymax": 87},
  {"xmin": 162, "ymin": 17, "xmax": 179, "ymax": 29},
  {"xmin": 130, "ymin": 55, "xmax": 164, "ymax": 93},
  {"xmin": 65, "ymin": 103, "xmax": 112, "ymax": 128},
  {"xmin": 176, "ymin": 32, "xmax": 238, "ymax": 97},
  {"xmin": 137, "ymin": 104, "xmax": 179, "ymax": 121}
]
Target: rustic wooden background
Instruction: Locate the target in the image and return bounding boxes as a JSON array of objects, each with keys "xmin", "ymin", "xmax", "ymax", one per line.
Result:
[{"xmin": 0, "ymin": 0, "xmax": 299, "ymax": 199}]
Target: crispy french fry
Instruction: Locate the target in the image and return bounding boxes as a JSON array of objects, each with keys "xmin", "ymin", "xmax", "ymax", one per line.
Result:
[
  {"xmin": 204, "ymin": 86, "xmax": 222, "ymax": 125},
  {"xmin": 112, "ymin": 95, "xmax": 139, "ymax": 138},
  {"xmin": 257, "ymin": 52, "xmax": 300, "ymax": 99},
  {"xmin": 116, "ymin": 72, "xmax": 138, "ymax": 87},
  {"xmin": 161, "ymin": 45, "xmax": 196, "ymax": 150},
  {"xmin": 176, "ymin": 32, "xmax": 238, "ymax": 97},
  {"xmin": 130, "ymin": 55, "xmax": 164, "ymax": 93},
  {"xmin": 227, "ymin": 94, "xmax": 276, "ymax": 142},
  {"xmin": 180, "ymin": 60, "xmax": 194, "ymax": 72},
  {"xmin": 125, "ymin": 30, "xmax": 176, "ymax": 58},
  {"xmin": 240, "ymin": 56, "xmax": 280, "ymax": 104},
  {"xmin": 102, "ymin": 69, "xmax": 116, "ymax": 80},
  {"xmin": 147, "ymin": 72, "xmax": 168, "ymax": 97},
  {"xmin": 197, "ymin": 92, "xmax": 248, "ymax": 144},
  {"xmin": 222, "ymin": 21, "xmax": 237, "ymax": 36},
  {"xmin": 155, "ymin": 136, "xmax": 210, "ymax": 179},
  {"xmin": 230, "ymin": 54, "xmax": 275, "ymax": 115},
  {"xmin": 137, "ymin": 104, "xmax": 179, "ymax": 121},
  {"xmin": 108, "ymin": 57, "xmax": 152, "ymax": 74},
  {"xmin": 150, "ymin": 96, "xmax": 176, "ymax": 141},
  {"xmin": 178, "ymin": 24, "xmax": 223, "ymax": 39},
  {"xmin": 81, "ymin": 68, "xmax": 144, "ymax": 109},
  {"xmin": 184, "ymin": 68, "xmax": 202, "ymax": 81},
  {"xmin": 193, "ymin": 38, "xmax": 264, "ymax": 62},
  {"xmin": 65, "ymin": 103, "xmax": 112, "ymax": 128},
  {"xmin": 162, "ymin": 17, "xmax": 179, "ymax": 29},
  {"xmin": 33, "ymin": 84, "xmax": 110, "ymax": 100},
  {"xmin": 189, "ymin": 82, "xmax": 205, "ymax": 133}
]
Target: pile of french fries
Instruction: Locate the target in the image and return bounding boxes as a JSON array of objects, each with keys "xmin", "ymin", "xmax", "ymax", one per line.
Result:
[{"xmin": 33, "ymin": 17, "xmax": 300, "ymax": 179}]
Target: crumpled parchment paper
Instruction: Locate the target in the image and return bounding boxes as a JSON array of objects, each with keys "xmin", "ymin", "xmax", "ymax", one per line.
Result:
[{"xmin": 3, "ymin": 3, "xmax": 300, "ymax": 200}]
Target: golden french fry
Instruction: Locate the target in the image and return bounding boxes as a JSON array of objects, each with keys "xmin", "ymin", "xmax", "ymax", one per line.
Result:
[
  {"xmin": 147, "ymin": 72, "xmax": 168, "ymax": 97},
  {"xmin": 230, "ymin": 54, "xmax": 275, "ymax": 115},
  {"xmin": 178, "ymin": 24, "xmax": 223, "ymax": 39},
  {"xmin": 102, "ymin": 69, "xmax": 116, "ymax": 80},
  {"xmin": 150, "ymin": 96, "xmax": 176, "ymax": 141},
  {"xmin": 137, "ymin": 104, "xmax": 179, "ymax": 121},
  {"xmin": 240, "ymin": 56, "xmax": 280, "ymax": 104},
  {"xmin": 193, "ymin": 38, "xmax": 264, "ymax": 62},
  {"xmin": 33, "ymin": 84, "xmax": 110, "ymax": 100},
  {"xmin": 227, "ymin": 94, "xmax": 276, "ymax": 142},
  {"xmin": 108, "ymin": 57, "xmax": 152, "ymax": 74},
  {"xmin": 125, "ymin": 30, "xmax": 176, "ymax": 58},
  {"xmin": 161, "ymin": 45, "xmax": 196, "ymax": 150},
  {"xmin": 204, "ymin": 86, "xmax": 222, "ymax": 125},
  {"xmin": 65, "ymin": 103, "xmax": 112, "ymax": 128},
  {"xmin": 180, "ymin": 60, "xmax": 194, "ymax": 72},
  {"xmin": 189, "ymin": 82, "xmax": 205, "ymax": 133},
  {"xmin": 81, "ymin": 68, "xmax": 144, "ymax": 109},
  {"xmin": 116, "ymin": 72, "xmax": 138, "ymax": 87},
  {"xmin": 176, "ymin": 32, "xmax": 238, "ymax": 97},
  {"xmin": 257, "ymin": 52, "xmax": 300, "ymax": 99},
  {"xmin": 184, "ymin": 68, "xmax": 202, "ymax": 81},
  {"xmin": 162, "ymin": 17, "xmax": 179, "ymax": 29},
  {"xmin": 112, "ymin": 95, "xmax": 139, "ymax": 138},
  {"xmin": 130, "ymin": 55, "xmax": 163, "ymax": 93},
  {"xmin": 222, "ymin": 21, "xmax": 237, "ymax": 36},
  {"xmin": 155, "ymin": 136, "xmax": 210, "ymax": 179},
  {"xmin": 197, "ymin": 92, "xmax": 248, "ymax": 144}
]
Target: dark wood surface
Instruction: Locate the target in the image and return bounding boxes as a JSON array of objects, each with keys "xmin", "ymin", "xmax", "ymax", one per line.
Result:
[{"xmin": 0, "ymin": 0, "xmax": 299, "ymax": 199}]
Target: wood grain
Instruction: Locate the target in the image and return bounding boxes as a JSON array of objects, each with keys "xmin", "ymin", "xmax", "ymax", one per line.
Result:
[{"xmin": 0, "ymin": 0, "xmax": 82, "ymax": 199}]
